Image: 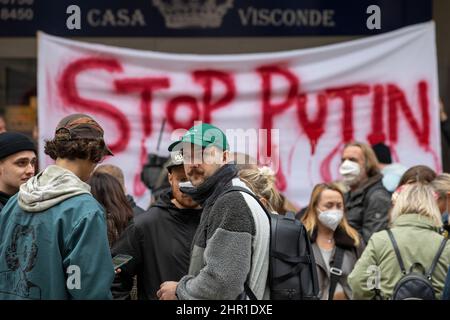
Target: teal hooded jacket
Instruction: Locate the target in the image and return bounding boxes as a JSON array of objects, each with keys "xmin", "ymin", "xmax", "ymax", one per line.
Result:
[{"xmin": 0, "ymin": 165, "xmax": 114, "ymax": 300}]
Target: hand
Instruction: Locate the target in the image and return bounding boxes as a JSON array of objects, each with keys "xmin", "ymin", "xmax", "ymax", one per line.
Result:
[
  {"xmin": 157, "ymin": 281, "xmax": 179, "ymax": 300},
  {"xmin": 115, "ymin": 268, "xmax": 121, "ymax": 274}
]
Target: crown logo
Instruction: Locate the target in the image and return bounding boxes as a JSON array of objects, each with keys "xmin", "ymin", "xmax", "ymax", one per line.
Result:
[{"xmin": 153, "ymin": 0, "xmax": 233, "ymax": 29}]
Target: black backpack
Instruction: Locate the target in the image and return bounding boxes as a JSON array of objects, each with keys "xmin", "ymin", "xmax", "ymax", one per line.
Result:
[
  {"xmin": 386, "ymin": 229, "xmax": 448, "ymax": 300},
  {"xmin": 222, "ymin": 186, "xmax": 319, "ymax": 300}
]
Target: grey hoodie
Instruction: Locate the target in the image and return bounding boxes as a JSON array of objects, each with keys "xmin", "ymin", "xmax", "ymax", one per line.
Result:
[{"xmin": 18, "ymin": 165, "xmax": 91, "ymax": 212}]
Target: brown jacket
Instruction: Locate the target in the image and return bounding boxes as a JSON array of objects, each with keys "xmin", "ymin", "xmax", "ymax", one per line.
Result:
[{"xmin": 311, "ymin": 227, "xmax": 365, "ymax": 300}]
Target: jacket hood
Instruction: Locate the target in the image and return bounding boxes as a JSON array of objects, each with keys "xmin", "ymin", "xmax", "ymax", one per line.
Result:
[
  {"xmin": 151, "ymin": 188, "xmax": 202, "ymax": 222},
  {"xmin": 18, "ymin": 165, "xmax": 91, "ymax": 212},
  {"xmin": 152, "ymin": 188, "xmax": 175, "ymax": 210}
]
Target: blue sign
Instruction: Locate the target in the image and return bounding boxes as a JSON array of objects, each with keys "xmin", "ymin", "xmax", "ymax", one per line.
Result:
[{"xmin": 0, "ymin": 0, "xmax": 432, "ymax": 37}]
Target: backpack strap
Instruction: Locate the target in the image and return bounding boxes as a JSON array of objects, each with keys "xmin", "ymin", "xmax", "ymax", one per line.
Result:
[
  {"xmin": 221, "ymin": 186, "xmax": 271, "ymax": 219},
  {"xmin": 386, "ymin": 229, "xmax": 407, "ymax": 275},
  {"xmin": 224, "ymin": 186, "xmax": 314, "ymax": 300},
  {"xmin": 221, "ymin": 185, "xmax": 268, "ymax": 301},
  {"xmin": 328, "ymin": 247, "xmax": 344, "ymax": 300},
  {"xmin": 426, "ymin": 237, "xmax": 448, "ymax": 280}
]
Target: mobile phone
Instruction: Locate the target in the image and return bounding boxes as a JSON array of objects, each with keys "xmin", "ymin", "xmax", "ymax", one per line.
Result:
[{"xmin": 112, "ymin": 254, "xmax": 133, "ymax": 270}]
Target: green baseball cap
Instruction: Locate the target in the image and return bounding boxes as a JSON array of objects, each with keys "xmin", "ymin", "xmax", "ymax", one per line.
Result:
[{"xmin": 168, "ymin": 123, "xmax": 229, "ymax": 152}]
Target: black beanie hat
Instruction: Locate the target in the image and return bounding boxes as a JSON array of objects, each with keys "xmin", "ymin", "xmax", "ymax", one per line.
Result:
[
  {"xmin": 0, "ymin": 132, "xmax": 36, "ymax": 160},
  {"xmin": 372, "ymin": 142, "xmax": 392, "ymax": 165}
]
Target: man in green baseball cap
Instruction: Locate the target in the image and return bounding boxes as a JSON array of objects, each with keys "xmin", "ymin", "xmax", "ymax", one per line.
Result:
[
  {"xmin": 158, "ymin": 122, "xmax": 270, "ymax": 300},
  {"xmin": 168, "ymin": 123, "xmax": 230, "ymax": 187}
]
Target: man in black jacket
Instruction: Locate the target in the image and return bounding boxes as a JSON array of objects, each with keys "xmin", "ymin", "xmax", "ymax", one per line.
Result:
[
  {"xmin": 111, "ymin": 151, "xmax": 202, "ymax": 300},
  {"xmin": 339, "ymin": 141, "xmax": 391, "ymax": 244},
  {"xmin": 157, "ymin": 123, "xmax": 270, "ymax": 300}
]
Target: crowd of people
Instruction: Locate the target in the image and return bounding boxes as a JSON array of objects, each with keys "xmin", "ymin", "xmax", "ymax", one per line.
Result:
[{"xmin": 0, "ymin": 113, "xmax": 449, "ymax": 300}]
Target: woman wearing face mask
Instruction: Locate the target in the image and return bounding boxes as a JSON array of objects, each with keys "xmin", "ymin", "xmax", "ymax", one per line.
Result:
[
  {"xmin": 348, "ymin": 183, "xmax": 450, "ymax": 300},
  {"xmin": 301, "ymin": 183, "xmax": 364, "ymax": 300}
]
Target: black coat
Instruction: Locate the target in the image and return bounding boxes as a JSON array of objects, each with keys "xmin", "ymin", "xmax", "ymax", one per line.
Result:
[
  {"xmin": 126, "ymin": 194, "xmax": 145, "ymax": 217},
  {"xmin": 0, "ymin": 191, "xmax": 11, "ymax": 212},
  {"xmin": 344, "ymin": 174, "xmax": 391, "ymax": 244},
  {"xmin": 442, "ymin": 119, "xmax": 450, "ymax": 146},
  {"xmin": 111, "ymin": 188, "xmax": 202, "ymax": 300}
]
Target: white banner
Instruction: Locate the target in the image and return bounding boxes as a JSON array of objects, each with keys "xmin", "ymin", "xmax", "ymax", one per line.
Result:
[{"xmin": 38, "ymin": 22, "xmax": 441, "ymax": 209}]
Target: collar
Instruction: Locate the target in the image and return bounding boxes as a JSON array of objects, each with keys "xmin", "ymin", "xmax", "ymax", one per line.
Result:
[
  {"xmin": 0, "ymin": 190, "xmax": 12, "ymax": 206},
  {"xmin": 310, "ymin": 226, "xmax": 357, "ymax": 250},
  {"xmin": 350, "ymin": 174, "xmax": 383, "ymax": 195},
  {"xmin": 392, "ymin": 213, "xmax": 441, "ymax": 232}
]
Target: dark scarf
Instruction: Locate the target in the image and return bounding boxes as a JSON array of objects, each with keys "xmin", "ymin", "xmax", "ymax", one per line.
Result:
[
  {"xmin": 310, "ymin": 226, "xmax": 357, "ymax": 250},
  {"xmin": 180, "ymin": 163, "xmax": 238, "ymax": 208}
]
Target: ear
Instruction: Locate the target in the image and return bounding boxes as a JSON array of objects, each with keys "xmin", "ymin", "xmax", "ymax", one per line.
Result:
[
  {"xmin": 168, "ymin": 172, "xmax": 173, "ymax": 187},
  {"xmin": 223, "ymin": 150, "xmax": 230, "ymax": 163}
]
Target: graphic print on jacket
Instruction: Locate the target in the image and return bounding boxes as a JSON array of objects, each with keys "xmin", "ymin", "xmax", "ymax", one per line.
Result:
[
  {"xmin": 0, "ymin": 165, "xmax": 115, "ymax": 300},
  {"xmin": 0, "ymin": 224, "xmax": 41, "ymax": 299}
]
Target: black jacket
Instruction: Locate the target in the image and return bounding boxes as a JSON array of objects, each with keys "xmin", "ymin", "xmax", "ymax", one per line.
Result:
[
  {"xmin": 442, "ymin": 119, "xmax": 450, "ymax": 146},
  {"xmin": 0, "ymin": 191, "xmax": 11, "ymax": 212},
  {"xmin": 344, "ymin": 174, "xmax": 391, "ymax": 244},
  {"xmin": 126, "ymin": 194, "xmax": 145, "ymax": 217},
  {"xmin": 111, "ymin": 188, "xmax": 202, "ymax": 300}
]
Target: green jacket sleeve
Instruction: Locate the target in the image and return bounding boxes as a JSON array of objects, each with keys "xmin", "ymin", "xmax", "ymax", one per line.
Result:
[
  {"xmin": 348, "ymin": 235, "xmax": 380, "ymax": 300},
  {"xmin": 63, "ymin": 210, "xmax": 115, "ymax": 300}
]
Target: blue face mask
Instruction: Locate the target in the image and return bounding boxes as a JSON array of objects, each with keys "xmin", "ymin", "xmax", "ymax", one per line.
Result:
[{"xmin": 382, "ymin": 174, "xmax": 400, "ymax": 193}]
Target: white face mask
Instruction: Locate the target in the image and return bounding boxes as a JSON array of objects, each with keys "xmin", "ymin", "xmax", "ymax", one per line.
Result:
[
  {"xmin": 318, "ymin": 209, "xmax": 344, "ymax": 231},
  {"xmin": 339, "ymin": 160, "xmax": 361, "ymax": 185},
  {"xmin": 178, "ymin": 181, "xmax": 194, "ymax": 189}
]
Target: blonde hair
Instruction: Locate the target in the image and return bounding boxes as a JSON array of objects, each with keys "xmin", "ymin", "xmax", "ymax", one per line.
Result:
[
  {"xmin": 343, "ymin": 142, "xmax": 380, "ymax": 177},
  {"xmin": 239, "ymin": 166, "xmax": 283, "ymax": 213},
  {"xmin": 390, "ymin": 183, "xmax": 442, "ymax": 227},
  {"xmin": 301, "ymin": 183, "xmax": 360, "ymax": 247},
  {"xmin": 431, "ymin": 173, "xmax": 450, "ymax": 199}
]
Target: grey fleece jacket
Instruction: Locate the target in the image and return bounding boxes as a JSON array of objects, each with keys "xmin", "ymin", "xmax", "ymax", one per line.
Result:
[{"xmin": 176, "ymin": 176, "xmax": 270, "ymax": 300}]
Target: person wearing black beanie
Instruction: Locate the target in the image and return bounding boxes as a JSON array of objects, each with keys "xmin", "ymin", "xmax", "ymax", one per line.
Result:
[{"xmin": 0, "ymin": 132, "xmax": 37, "ymax": 210}]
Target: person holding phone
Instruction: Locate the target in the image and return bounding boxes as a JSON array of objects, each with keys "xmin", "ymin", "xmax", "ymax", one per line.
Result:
[{"xmin": 111, "ymin": 150, "xmax": 202, "ymax": 300}]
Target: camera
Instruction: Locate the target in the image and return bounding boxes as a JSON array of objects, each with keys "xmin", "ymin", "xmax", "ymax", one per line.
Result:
[{"xmin": 140, "ymin": 153, "xmax": 169, "ymax": 191}]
